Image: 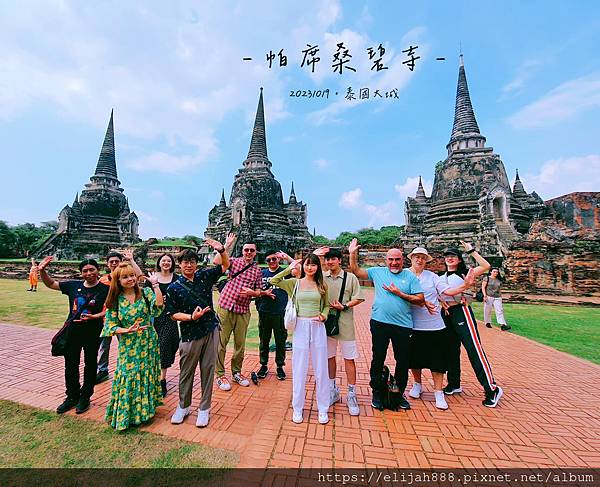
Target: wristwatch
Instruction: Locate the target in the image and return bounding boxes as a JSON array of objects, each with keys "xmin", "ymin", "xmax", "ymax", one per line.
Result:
[
  {"xmin": 466, "ymin": 248, "xmax": 476, "ymax": 254},
  {"xmin": 342, "ymin": 304, "xmax": 349, "ymax": 311}
]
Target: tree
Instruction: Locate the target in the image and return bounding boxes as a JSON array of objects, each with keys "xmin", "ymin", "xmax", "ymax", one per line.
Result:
[{"xmin": 0, "ymin": 221, "xmax": 16, "ymax": 258}]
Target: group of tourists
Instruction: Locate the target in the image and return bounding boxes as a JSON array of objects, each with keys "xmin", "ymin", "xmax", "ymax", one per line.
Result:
[{"xmin": 34, "ymin": 234, "xmax": 504, "ymax": 431}]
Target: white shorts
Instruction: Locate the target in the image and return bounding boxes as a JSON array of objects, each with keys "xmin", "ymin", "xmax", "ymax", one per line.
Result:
[{"xmin": 327, "ymin": 337, "xmax": 359, "ymax": 360}]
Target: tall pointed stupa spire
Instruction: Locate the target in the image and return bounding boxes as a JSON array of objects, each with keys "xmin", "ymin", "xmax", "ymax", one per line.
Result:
[
  {"xmin": 513, "ymin": 169, "xmax": 526, "ymax": 195},
  {"xmin": 415, "ymin": 176, "xmax": 427, "ymax": 200},
  {"xmin": 289, "ymin": 181, "xmax": 297, "ymax": 204},
  {"xmin": 219, "ymin": 189, "xmax": 227, "ymax": 207},
  {"xmin": 447, "ymin": 55, "xmax": 486, "ymax": 153},
  {"xmin": 94, "ymin": 109, "xmax": 118, "ymax": 179},
  {"xmin": 247, "ymin": 88, "xmax": 268, "ymax": 160}
]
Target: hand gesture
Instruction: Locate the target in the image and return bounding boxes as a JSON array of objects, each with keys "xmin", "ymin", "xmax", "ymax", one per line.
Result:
[
  {"xmin": 204, "ymin": 238, "xmax": 225, "ymax": 253},
  {"xmin": 289, "ymin": 259, "xmax": 302, "ymax": 271},
  {"xmin": 262, "ymin": 288, "xmax": 276, "ymax": 300},
  {"xmin": 313, "ymin": 246, "xmax": 329, "ymax": 257},
  {"xmin": 225, "ymin": 233, "xmax": 237, "ymax": 249},
  {"xmin": 348, "ymin": 238, "xmax": 360, "ymax": 254},
  {"xmin": 276, "ymin": 251, "xmax": 292, "ymax": 262},
  {"xmin": 147, "ymin": 272, "xmax": 159, "ymax": 286},
  {"xmin": 122, "ymin": 249, "xmax": 135, "ymax": 261},
  {"xmin": 240, "ymin": 287, "xmax": 259, "ymax": 298},
  {"xmin": 79, "ymin": 312, "xmax": 95, "ymax": 321},
  {"xmin": 316, "ymin": 313, "xmax": 326, "ymax": 322},
  {"xmin": 38, "ymin": 256, "xmax": 53, "ymax": 271},
  {"xmin": 382, "ymin": 283, "xmax": 400, "ymax": 296},
  {"xmin": 440, "ymin": 300, "xmax": 450, "ymax": 315},
  {"xmin": 329, "ymin": 300, "xmax": 344, "ymax": 311},
  {"xmin": 192, "ymin": 306, "xmax": 211, "ymax": 320},
  {"xmin": 459, "ymin": 240, "xmax": 473, "ymax": 253},
  {"xmin": 424, "ymin": 301, "xmax": 438, "ymax": 315}
]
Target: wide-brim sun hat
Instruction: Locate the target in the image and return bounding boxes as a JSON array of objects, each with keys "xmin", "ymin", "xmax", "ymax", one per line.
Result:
[{"xmin": 408, "ymin": 247, "xmax": 433, "ymax": 262}]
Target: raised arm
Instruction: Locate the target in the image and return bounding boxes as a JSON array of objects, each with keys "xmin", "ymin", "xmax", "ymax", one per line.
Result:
[
  {"xmin": 205, "ymin": 238, "xmax": 229, "ymax": 272},
  {"xmin": 461, "ymin": 241, "xmax": 490, "ymax": 278},
  {"xmin": 348, "ymin": 239, "xmax": 369, "ymax": 280},
  {"xmin": 213, "ymin": 232, "xmax": 236, "ymax": 265},
  {"xmin": 122, "ymin": 249, "xmax": 143, "ymax": 277},
  {"xmin": 37, "ymin": 256, "xmax": 60, "ymax": 291}
]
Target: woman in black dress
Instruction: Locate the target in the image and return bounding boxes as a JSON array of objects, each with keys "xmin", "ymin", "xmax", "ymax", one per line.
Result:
[{"xmin": 150, "ymin": 253, "xmax": 180, "ymax": 397}]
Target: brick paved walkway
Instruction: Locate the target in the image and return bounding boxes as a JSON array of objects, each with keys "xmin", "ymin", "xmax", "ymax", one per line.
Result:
[{"xmin": 1, "ymin": 290, "xmax": 599, "ymax": 469}]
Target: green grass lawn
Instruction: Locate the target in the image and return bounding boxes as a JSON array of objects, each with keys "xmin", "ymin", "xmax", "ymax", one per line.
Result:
[
  {"xmin": 470, "ymin": 302, "xmax": 600, "ymax": 365},
  {"xmin": 0, "ymin": 278, "xmax": 260, "ymax": 347},
  {"xmin": 0, "ymin": 400, "xmax": 238, "ymax": 468}
]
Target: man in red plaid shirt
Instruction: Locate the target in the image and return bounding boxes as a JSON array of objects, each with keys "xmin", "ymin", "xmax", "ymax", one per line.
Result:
[{"xmin": 214, "ymin": 235, "xmax": 264, "ymax": 390}]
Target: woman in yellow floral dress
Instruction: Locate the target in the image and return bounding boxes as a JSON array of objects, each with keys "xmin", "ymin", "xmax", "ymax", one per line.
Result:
[{"xmin": 101, "ymin": 262, "xmax": 164, "ymax": 431}]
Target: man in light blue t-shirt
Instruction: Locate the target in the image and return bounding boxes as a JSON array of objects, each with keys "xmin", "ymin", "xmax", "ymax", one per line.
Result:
[{"xmin": 348, "ymin": 239, "xmax": 424, "ymax": 410}]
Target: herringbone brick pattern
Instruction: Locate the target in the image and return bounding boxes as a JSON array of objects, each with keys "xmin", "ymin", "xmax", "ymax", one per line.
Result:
[{"xmin": 1, "ymin": 290, "xmax": 599, "ymax": 468}]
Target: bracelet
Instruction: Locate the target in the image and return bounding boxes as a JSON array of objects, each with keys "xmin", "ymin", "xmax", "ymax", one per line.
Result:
[
  {"xmin": 217, "ymin": 247, "xmax": 225, "ymax": 254},
  {"xmin": 466, "ymin": 248, "xmax": 476, "ymax": 254},
  {"xmin": 342, "ymin": 304, "xmax": 349, "ymax": 311}
]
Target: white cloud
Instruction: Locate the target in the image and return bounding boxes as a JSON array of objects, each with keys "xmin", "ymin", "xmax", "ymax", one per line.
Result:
[
  {"xmin": 313, "ymin": 158, "xmax": 330, "ymax": 170},
  {"xmin": 394, "ymin": 176, "xmax": 433, "ymax": 200},
  {"xmin": 522, "ymin": 154, "xmax": 600, "ymax": 199},
  {"xmin": 338, "ymin": 188, "xmax": 399, "ymax": 226},
  {"xmin": 501, "ymin": 59, "xmax": 544, "ymax": 97},
  {"xmin": 507, "ymin": 74, "xmax": 600, "ymax": 129},
  {"xmin": 0, "ymin": 0, "xmax": 343, "ymax": 173}
]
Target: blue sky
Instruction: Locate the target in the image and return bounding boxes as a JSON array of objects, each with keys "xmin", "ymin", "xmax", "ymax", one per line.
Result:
[{"xmin": 1, "ymin": 1, "xmax": 599, "ymax": 239}]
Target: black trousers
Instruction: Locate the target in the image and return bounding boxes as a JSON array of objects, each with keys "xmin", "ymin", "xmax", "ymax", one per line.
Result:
[
  {"xmin": 369, "ymin": 319, "xmax": 412, "ymax": 394},
  {"xmin": 444, "ymin": 304, "xmax": 497, "ymax": 395},
  {"xmin": 64, "ymin": 322, "xmax": 102, "ymax": 400},
  {"xmin": 258, "ymin": 311, "xmax": 287, "ymax": 367}
]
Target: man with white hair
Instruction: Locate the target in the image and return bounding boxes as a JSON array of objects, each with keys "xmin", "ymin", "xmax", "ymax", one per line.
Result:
[{"xmin": 348, "ymin": 239, "xmax": 424, "ymax": 410}]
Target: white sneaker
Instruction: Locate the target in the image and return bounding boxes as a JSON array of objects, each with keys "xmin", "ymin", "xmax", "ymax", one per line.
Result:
[
  {"xmin": 434, "ymin": 391, "xmax": 448, "ymax": 410},
  {"xmin": 329, "ymin": 386, "xmax": 341, "ymax": 406},
  {"xmin": 171, "ymin": 406, "xmax": 190, "ymax": 424},
  {"xmin": 196, "ymin": 409, "xmax": 209, "ymax": 427},
  {"xmin": 346, "ymin": 393, "xmax": 360, "ymax": 416},
  {"xmin": 318, "ymin": 412, "xmax": 329, "ymax": 424},
  {"xmin": 232, "ymin": 373, "xmax": 250, "ymax": 387},
  {"xmin": 216, "ymin": 376, "xmax": 232, "ymax": 391},
  {"xmin": 408, "ymin": 382, "xmax": 422, "ymax": 399},
  {"xmin": 292, "ymin": 410, "xmax": 303, "ymax": 424}
]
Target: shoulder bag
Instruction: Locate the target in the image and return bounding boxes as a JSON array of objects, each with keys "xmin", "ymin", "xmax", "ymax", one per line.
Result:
[
  {"xmin": 216, "ymin": 261, "xmax": 255, "ymax": 293},
  {"xmin": 284, "ymin": 280, "xmax": 299, "ymax": 332},
  {"xmin": 324, "ymin": 271, "xmax": 347, "ymax": 337}
]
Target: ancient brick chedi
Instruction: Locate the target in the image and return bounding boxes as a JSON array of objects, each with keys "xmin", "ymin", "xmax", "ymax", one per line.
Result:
[
  {"xmin": 404, "ymin": 55, "xmax": 544, "ymax": 255},
  {"xmin": 36, "ymin": 111, "xmax": 139, "ymax": 259},
  {"xmin": 205, "ymin": 89, "xmax": 312, "ymax": 255}
]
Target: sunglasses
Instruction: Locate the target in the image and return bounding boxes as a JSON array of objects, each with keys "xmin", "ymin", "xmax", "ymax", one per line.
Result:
[
  {"xmin": 266, "ymin": 257, "xmax": 278, "ymax": 262},
  {"xmin": 243, "ymin": 248, "xmax": 256, "ymax": 253}
]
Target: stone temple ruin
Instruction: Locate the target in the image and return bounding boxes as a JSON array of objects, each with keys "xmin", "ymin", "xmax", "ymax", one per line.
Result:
[
  {"xmin": 205, "ymin": 89, "xmax": 313, "ymax": 256},
  {"xmin": 35, "ymin": 111, "xmax": 139, "ymax": 259},
  {"xmin": 404, "ymin": 55, "xmax": 545, "ymax": 256},
  {"xmin": 403, "ymin": 55, "xmax": 599, "ymax": 296}
]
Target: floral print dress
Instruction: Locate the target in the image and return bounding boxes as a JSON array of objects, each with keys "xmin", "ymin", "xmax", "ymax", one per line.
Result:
[{"xmin": 101, "ymin": 287, "xmax": 163, "ymax": 431}]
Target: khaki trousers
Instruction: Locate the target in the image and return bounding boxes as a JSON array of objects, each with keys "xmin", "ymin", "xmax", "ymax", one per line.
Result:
[
  {"xmin": 216, "ymin": 308, "xmax": 251, "ymax": 377},
  {"xmin": 178, "ymin": 327, "xmax": 218, "ymax": 411}
]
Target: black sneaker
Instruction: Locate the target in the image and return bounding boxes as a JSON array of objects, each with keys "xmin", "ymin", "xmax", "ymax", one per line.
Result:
[
  {"xmin": 443, "ymin": 385, "xmax": 463, "ymax": 395},
  {"xmin": 160, "ymin": 379, "xmax": 167, "ymax": 397},
  {"xmin": 482, "ymin": 386, "xmax": 503, "ymax": 408},
  {"xmin": 485, "ymin": 322, "xmax": 492, "ymax": 328},
  {"xmin": 56, "ymin": 397, "xmax": 78, "ymax": 414},
  {"xmin": 276, "ymin": 367, "xmax": 286, "ymax": 380},
  {"xmin": 371, "ymin": 391, "xmax": 383, "ymax": 410},
  {"xmin": 500, "ymin": 325, "xmax": 512, "ymax": 331},
  {"xmin": 95, "ymin": 370, "xmax": 109, "ymax": 384},
  {"xmin": 257, "ymin": 365, "xmax": 268, "ymax": 379},
  {"xmin": 398, "ymin": 394, "xmax": 411, "ymax": 410},
  {"xmin": 75, "ymin": 397, "xmax": 90, "ymax": 414}
]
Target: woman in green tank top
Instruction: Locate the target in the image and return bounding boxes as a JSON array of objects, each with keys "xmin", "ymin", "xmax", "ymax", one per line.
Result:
[{"xmin": 270, "ymin": 253, "xmax": 330, "ymax": 425}]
